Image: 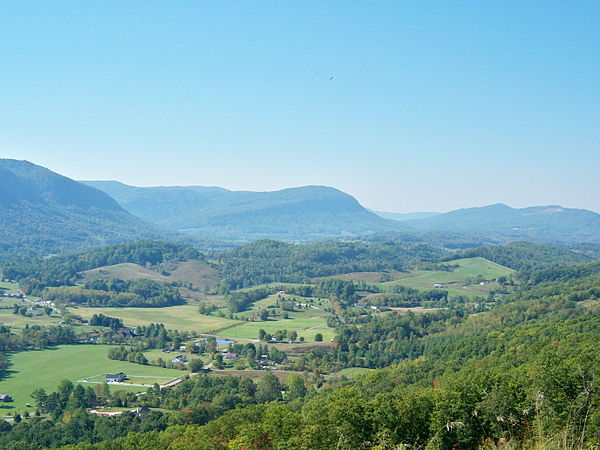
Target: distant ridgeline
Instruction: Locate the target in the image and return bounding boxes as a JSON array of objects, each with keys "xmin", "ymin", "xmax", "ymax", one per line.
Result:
[
  {"xmin": 1, "ymin": 240, "xmax": 199, "ymax": 295},
  {"xmin": 83, "ymin": 181, "xmax": 410, "ymax": 242}
]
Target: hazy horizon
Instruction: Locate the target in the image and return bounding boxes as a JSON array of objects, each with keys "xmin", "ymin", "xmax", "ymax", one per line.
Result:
[
  {"xmin": 78, "ymin": 176, "xmax": 599, "ymax": 215},
  {"xmin": 2, "ymin": 2, "xmax": 599, "ymax": 213}
]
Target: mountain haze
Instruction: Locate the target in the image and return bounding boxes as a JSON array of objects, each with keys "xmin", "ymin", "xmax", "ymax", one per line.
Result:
[
  {"xmin": 372, "ymin": 210, "xmax": 441, "ymax": 221},
  {"xmin": 84, "ymin": 181, "xmax": 408, "ymax": 242},
  {"xmin": 407, "ymin": 203, "xmax": 600, "ymax": 244},
  {"xmin": 0, "ymin": 160, "xmax": 177, "ymax": 256}
]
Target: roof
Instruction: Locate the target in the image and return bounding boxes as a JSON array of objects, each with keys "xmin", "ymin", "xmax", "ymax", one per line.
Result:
[{"xmin": 105, "ymin": 372, "xmax": 126, "ymax": 379}]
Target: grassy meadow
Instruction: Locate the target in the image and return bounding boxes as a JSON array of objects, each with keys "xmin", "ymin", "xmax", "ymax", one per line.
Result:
[
  {"xmin": 69, "ymin": 304, "xmax": 241, "ymax": 332},
  {"xmin": 0, "ymin": 345, "xmax": 182, "ymax": 413},
  {"xmin": 379, "ymin": 257, "xmax": 514, "ymax": 298}
]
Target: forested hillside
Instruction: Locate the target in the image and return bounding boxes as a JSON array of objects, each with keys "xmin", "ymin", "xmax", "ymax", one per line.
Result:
[
  {"xmin": 456, "ymin": 241, "xmax": 591, "ymax": 271},
  {"xmin": 0, "ymin": 160, "xmax": 177, "ymax": 257},
  {"xmin": 84, "ymin": 181, "xmax": 408, "ymax": 242},
  {"xmin": 214, "ymin": 239, "xmax": 447, "ymax": 291},
  {"xmin": 2, "ymin": 240, "xmax": 199, "ymax": 293}
]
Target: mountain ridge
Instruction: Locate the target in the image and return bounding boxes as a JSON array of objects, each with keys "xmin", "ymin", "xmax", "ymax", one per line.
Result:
[
  {"xmin": 406, "ymin": 203, "xmax": 600, "ymax": 243},
  {"xmin": 0, "ymin": 159, "xmax": 179, "ymax": 256},
  {"xmin": 83, "ymin": 180, "xmax": 409, "ymax": 241}
]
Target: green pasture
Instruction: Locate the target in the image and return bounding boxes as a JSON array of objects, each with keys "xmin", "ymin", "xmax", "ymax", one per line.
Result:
[
  {"xmin": 0, "ymin": 309, "xmax": 62, "ymax": 329},
  {"xmin": 82, "ymin": 263, "xmax": 169, "ymax": 283},
  {"xmin": 0, "ymin": 281, "xmax": 20, "ymax": 295},
  {"xmin": 0, "ymin": 345, "xmax": 182, "ymax": 413},
  {"xmin": 224, "ymin": 313, "xmax": 335, "ymax": 342},
  {"xmin": 69, "ymin": 304, "xmax": 241, "ymax": 332},
  {"xmin": 379, "ymin": 257, "xmax": 513, "ymax": 298}
]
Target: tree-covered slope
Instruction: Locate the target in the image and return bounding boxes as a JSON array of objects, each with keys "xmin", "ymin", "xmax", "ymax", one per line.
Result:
[
  {"xmin": 214, "ymin": 239, "xmax": 447, "ymax": 290},
  {"xmin": 456, "ymin": 241, "xmax": 592, "ymax": 271},
  {"xmin": 84, "ymin": 181, "xmax": 409, "ymax": 241},
  {"xmin": 0, "ymin": 160, "xmax": 178, "ymax": 256}
]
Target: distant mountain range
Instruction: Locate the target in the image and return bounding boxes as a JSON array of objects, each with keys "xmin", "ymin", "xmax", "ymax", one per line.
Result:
[
  {"xmin": 1, "ymin": 159, "xmax": 599, "ymax": 257},
  {"xmin": 83, "ymin": 181, "xmax": 408, "ymax": 242},
  {"xmin": 86, "ymin": 181, "xmax": 600, "ymax": 245},
  {"xmin": 371, "ymin": 210, "xmax": 441, "ymax": 221},
  {"xmin": 0, "ymin": 159, "xmax": 176, "ymax": 256},
  {"xmin": 404, "ymin": 203, "xmax": 600, "ymax": 244}
]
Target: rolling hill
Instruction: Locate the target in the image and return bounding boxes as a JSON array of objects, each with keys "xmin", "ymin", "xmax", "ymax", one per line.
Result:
[
  {"xmin": 406, "ymin": 203, "xmax": 600, "ymax": 244},
  {"xmin": 83, "ymin": 181, "xmax": 409, "ymax": 241},
  {"xmin": 0, "ymin": 159, "xmax": 178, "ymax": 256}
]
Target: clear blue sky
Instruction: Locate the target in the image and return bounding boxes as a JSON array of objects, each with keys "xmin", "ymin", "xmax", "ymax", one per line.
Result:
[{"xmin": 1, "ymin": 1, "xmax": 599, "ymax": 212}]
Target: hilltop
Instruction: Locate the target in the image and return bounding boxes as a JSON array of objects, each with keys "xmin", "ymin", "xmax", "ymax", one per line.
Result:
[{"xmin": 84, "ymin": 181, "xmax": 408, "ymax": 242}]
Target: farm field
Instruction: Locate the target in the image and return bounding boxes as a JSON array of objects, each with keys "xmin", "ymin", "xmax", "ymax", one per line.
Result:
[
  {"xmin": 224, "ymin": 315, "xmax": 335, "ymax": 342},
  {"xmin": 0, "ymin": 345, "xmax": 182, "ymax": 413},
  {"xmin": 159, "ymin": 259, "xmax": 220, "ymax": 293},
  {"xmin": 82, "ymin": 263, "xmax": 170, "ymax": 283},
  {"xmin": 0, "ymin": 281, "xmax": 20, "ymax": 295},
  {"xmin": 314, "ymin": 271, "xmax": 408, "ymax": 283},
  {"xmin": 81, "ymin": 260, "xmax": 220, "ymax": 301},
  {"xmin": 218, "ymin": 293, "xmax": 328, "ymax": 320},
  {"xmin": 379, "ymin": 257, "xmax": 513, "ymax": 298},
  {"xmin": 69, "ymin": 304, "xmax": 241, "ymax": 332},
  {"xmin": 0, "ymin": 309, "xmax": 63, "ymax": 329}
]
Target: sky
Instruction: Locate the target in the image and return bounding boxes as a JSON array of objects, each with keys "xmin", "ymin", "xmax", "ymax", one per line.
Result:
[{"xmin": 1, "ymin": 1, "xmax": 599, "ymax": 213}]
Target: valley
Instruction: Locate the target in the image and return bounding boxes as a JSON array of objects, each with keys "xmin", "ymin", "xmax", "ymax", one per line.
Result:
[{"xmin": 0, "ymin": 161, "xmax": 598, "ymax": 449}]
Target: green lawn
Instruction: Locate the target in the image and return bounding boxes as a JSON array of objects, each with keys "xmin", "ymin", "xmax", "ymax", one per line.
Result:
[
  {"xmin": 0, "ymin": 309, "xmax": 63, "ymax": 329},
  {"xmin": 224, "ymin": 312, "xmax": 335, "ymax": 342},
  {"xmin": 0, "ymin": 345, "xmax": 182, "ymax": 413},
  {"xmin": 380, "ymin": 257, "xmax": 514, "ymax": 298},
  {"xmin": 69, "ymin": 304, "xmax": 241, "ymax": 332},
  {"xmin": 0, "ymin": 281, "xmax": 20, "ymax": 295}
]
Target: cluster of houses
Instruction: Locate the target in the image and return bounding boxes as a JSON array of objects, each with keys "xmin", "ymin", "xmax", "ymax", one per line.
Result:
[{"xmin": 78, "ymin": 326, "xmax": 136, "ymax": 344}]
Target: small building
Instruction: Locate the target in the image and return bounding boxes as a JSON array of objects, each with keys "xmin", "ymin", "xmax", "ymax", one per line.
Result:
[
  {"xmin": 0, "ymin": 394, "xmax": 13, "ymax": 402},
  {"xmin": 224, "ymin": 352, "xmax": 237, "ymax": 359},
  {"xmin": 433, "ymin": 283, "xmax": 444, "ymax": 288},
  {"xmin": 105, "ymin": 372, "xmax": 127, "ymax": 383},
  {"xmin": 117, "ymin": 328, "xmax": 135, "ymax": 338},
  {"xmin": 171, "ymin": 355, "xmax": 187, "ymax": 364}
]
